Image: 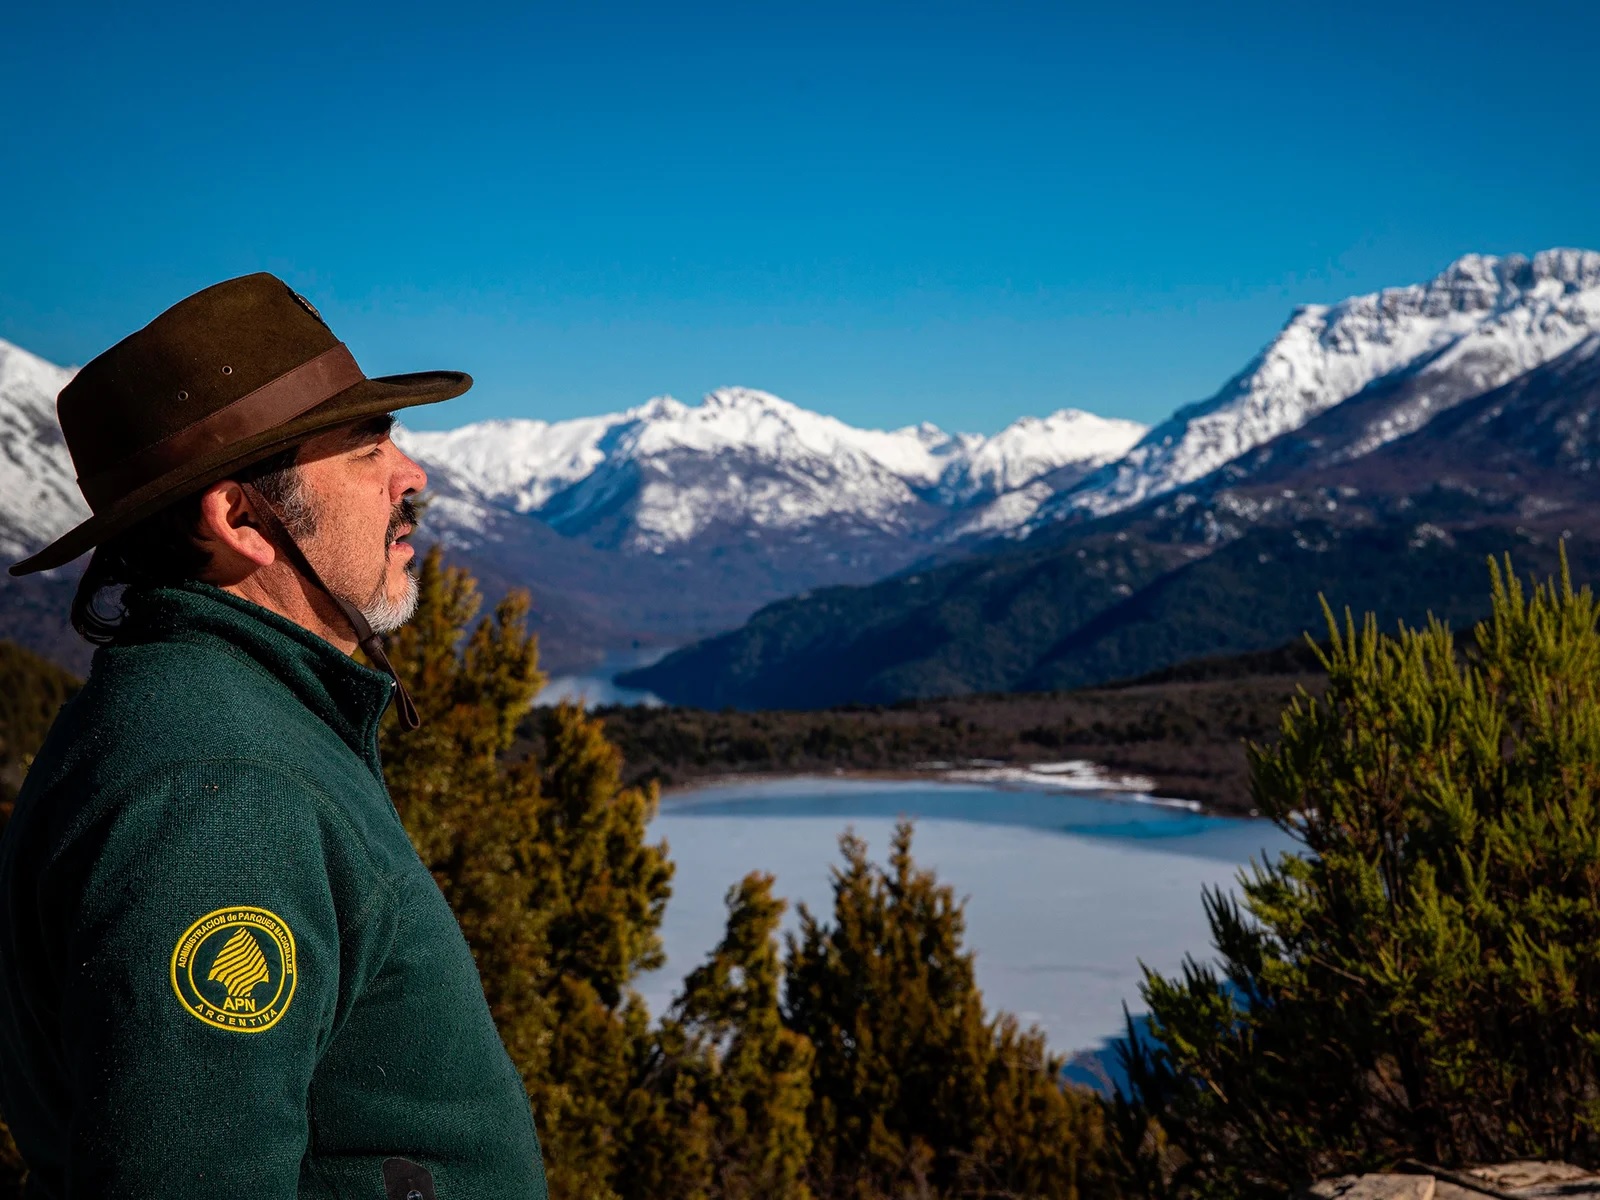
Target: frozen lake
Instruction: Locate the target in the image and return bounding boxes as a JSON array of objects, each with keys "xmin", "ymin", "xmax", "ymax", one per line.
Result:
[{"xmin": 640, "ymin": 775, "xmax": 1298, "ymax": 1058}]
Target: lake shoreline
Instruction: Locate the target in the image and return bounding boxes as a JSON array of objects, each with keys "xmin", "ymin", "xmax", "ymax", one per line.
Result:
[
  {"xmin": 593, "ymin": 664, "xmax": 1323, "ymax": 820},
  {"xmin": 655, "ymin": 761, "xmax": 1260, "ymax": 820}
]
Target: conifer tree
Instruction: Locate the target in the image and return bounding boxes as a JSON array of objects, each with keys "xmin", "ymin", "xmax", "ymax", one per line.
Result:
[
  {"xmin": 785, "ymin": 822, "xmax": 1112, "ymax": 1200},
  {"xmin": 1122, "ymin": 551, "xmax": 1600, "ymax": 1197},
  {"xmin": 975, "ymin": 1015, "xmax": 1113, "ymax": 1200},
  {"xmin": 380, "ymin": 547, "xmax": 673, "ymax": 1199},
  {"xmin": 377, "ymin": 549, "xmax": 1113, "ymax": 1198},
  {"xmin": 525, "ymin": 700, "xmax": 673, "ymax": 1194},
  {"xmin": 628, "ymin": 872, "xmax": 814, "ymax": 1200}
]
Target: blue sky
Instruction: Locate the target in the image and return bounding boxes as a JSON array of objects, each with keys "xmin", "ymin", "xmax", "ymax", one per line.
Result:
[{"xmin": 2, "ymin": 0, "xmax": 1595, "ymax": 434}]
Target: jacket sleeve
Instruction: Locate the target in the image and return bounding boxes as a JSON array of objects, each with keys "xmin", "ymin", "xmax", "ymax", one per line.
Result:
[{"xmin": 49, "ymin": 758, "xmax": 397, "ymax": 1198}]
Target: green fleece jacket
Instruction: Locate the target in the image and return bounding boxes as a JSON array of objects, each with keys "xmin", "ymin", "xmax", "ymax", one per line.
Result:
[{"xmin": 0, "ymin": 583, "xmax": 548, "ymax": 1198}]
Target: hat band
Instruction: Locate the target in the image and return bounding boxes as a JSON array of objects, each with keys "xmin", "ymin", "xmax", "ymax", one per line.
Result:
[{"xmin": 77, "ymin": 343, "xmax": 365, "ymax": 511}]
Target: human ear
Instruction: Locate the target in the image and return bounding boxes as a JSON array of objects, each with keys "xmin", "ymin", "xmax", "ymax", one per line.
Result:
[{"xmin": 194, "ymin": 480, "xmax": 277, "ymax": 575}]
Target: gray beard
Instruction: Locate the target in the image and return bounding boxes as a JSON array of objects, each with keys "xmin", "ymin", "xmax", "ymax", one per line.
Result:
[
  {"xmin": 266, "ymin": 465, "xmax": 421, "ymax": 636},
  {"xmin": 361, "ymin": 571, "xmax": 419, "ymax": 635}
]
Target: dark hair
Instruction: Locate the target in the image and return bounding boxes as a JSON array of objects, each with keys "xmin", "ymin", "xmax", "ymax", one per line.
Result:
[{"xmin": 70, "ymin": 447, "xmax": 308, "ymax": 645}]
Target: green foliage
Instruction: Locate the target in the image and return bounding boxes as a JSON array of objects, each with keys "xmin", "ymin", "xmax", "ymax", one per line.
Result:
[
  {"xmin": 381, "ymin": 547, "xmax": 674, "ymax": 1199},
  {"xmin": 785, "ymin": 822, "xmax": 1113, "ymax": 1200},
  {"xmin": 1121, "ymin": 549, "xmax": 1600, "ymax": 1197},
  {"xmin": 628, "ymin": 873, "xmax": 815, "ymax": 1200}
]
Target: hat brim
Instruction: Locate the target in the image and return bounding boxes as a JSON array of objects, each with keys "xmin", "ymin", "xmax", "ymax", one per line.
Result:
[{"xmin": 10, "ymin": 370, "xmax": 471, "ymax": 576}]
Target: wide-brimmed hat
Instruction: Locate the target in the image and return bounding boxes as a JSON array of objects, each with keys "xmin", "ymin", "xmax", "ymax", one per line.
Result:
[{"xmin": 10, "ymin": 272, "xmax": 470, "ymax": 576}]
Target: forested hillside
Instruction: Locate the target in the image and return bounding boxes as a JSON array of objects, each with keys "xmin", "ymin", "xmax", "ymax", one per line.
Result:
[{"xmin": 598, "ymin": 639, "xmax": 1327, "ymax": 815}]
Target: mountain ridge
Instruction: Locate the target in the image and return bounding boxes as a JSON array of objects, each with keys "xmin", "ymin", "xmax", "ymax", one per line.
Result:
[
  {"xmin": 396, "ymin": 387, "xmax": 1147, "ymax": 554},
  {"xmin": 0, "ymin": 342, "xmax": 1147, "ymax": 672},
  {"xmin": 624, "ymin": 296, "xmax": 1600, "ymax": 707},
  {"xmin": 1046, "ymin": 248, "xmax": 1600, "ymax": 524},
  {"xmin": 5, "ymin": 248, "xmax": 1598, "ymax": 690}
]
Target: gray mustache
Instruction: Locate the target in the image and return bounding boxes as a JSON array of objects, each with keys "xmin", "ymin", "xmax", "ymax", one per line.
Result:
[{"xmin": 386, "ymin": 497, "xmax": 420, "ymax": 547}]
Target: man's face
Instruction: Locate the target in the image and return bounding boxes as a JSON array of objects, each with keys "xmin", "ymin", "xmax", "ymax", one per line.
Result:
[{"xmin": 290, "ymin": 415, "xmax": 427, "ymax": 632}]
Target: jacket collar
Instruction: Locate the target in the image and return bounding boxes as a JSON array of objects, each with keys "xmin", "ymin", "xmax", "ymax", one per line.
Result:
[{"xmin": 114, "ymin": 581, "xmax": 395, "ymax": 770}]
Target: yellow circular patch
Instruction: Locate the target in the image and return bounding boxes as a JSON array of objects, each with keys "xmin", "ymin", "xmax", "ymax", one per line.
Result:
[{"xmin": 170, "ymin": 907, "xmax": 298, "ymax": 1033}]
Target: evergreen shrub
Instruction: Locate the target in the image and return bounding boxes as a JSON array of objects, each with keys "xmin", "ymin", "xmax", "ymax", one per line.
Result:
[{"xmin": 1118, "ymin": 553, "xmax": 1600, "ymax": 1197}]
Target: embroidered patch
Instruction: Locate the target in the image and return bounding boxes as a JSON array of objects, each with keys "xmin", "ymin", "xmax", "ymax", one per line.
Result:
[{"xmin": 170, "ymin": 907, "xmax": 298, "ymax": 1033}]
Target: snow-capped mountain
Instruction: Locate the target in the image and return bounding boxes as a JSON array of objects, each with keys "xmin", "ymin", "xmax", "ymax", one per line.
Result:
[
  {"xmin": 7, "ymin": 246, "xmax": 1599, "ymax": 683},
  {"xmin": 0, "ymin": 344, "xmax": 1147, "ymax": 670},
  {"xmin": 1052, "ymin": 249, "xmax": 1600, "ymax": 522},
  {"xmin": 933, "ymin": 409, "xmax": 1149, "ymax": 504},
  {"xmin": 627, "ymin": 309, "xmax": 1600, "ymax": 711},
  {"xmin": 396, "ymin": 388, "xmax": 1145, "ymax": 554},
  {"xmin": 0, "ymin": 341, "xmax": 85, "ymax": 563}
]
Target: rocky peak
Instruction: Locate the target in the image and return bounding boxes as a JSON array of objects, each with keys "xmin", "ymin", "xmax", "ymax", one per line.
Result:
[
  {"xmin": 1049, "ymin": 248, "xmax": 1600, "ymax": 523},
  {"xmin": 0, "ymin": 339, "xmax": 86, "ymax": 562}
]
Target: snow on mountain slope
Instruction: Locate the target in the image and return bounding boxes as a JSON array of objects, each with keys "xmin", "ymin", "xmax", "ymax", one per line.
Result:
[
  {"xmin": 1056, "ymin": 249, "xmax": 1600, "ymax": 521},
  {"xmin": 401, "ymin": 388, "xmax": 968, "ymax": 506},
  {"xmin": 935, "ymin": 410, "xmax": 1146, "ymax": 505},
  {"xmin": 394, "ymin": 411, "xmax": 628, "ymax": 513},
  {"xmin": 16, "ymin": 247, "xmax": 1591, "ymax": 576},
  {"xmin": 0, "ymin": 331, "xmax": 1146, "ymax": 573},
  {"xmin": 400, "ymin": 388, "xmax": 1147, "ymax": 552},
  {"xmin": 539, "ymin": 389, "xmax": 970, "ymax": 548},
  {"xmin": 0, "ymin": 340, "xmax": 85, "ymax": 562},
  {"xmin": 941, "ymin": 480, "xmax": 1058, "ymax": 540}
]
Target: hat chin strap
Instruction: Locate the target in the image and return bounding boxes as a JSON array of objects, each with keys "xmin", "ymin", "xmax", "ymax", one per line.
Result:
[{"xmin": 239, "ymin": 482, "xmax": 421, "ymax": 731}]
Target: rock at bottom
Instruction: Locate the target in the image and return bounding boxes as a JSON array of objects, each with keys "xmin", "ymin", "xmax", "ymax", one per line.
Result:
[
  {"xmin": 1306, "ymin": 1162, "xmax": 1600, "ymax": 1200},
  {"xmin": 1308, "ymin": 1176, "xmax": 1434, "ymax": 1200}
]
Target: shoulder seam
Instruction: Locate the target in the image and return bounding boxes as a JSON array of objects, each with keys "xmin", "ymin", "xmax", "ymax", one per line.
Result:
[{"xmin": 44, "ymin": 754, "xmax": 401, "ymax": 934}]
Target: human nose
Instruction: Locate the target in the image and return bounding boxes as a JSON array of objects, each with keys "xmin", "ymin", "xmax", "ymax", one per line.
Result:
[{"xmin": 392, "ymin": 446, "xmax": 427, "ymax": 499}]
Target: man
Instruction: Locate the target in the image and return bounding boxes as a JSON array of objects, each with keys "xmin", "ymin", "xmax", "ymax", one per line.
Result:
[{"xmin": 0, "ymin": 275, "xmax": 549, "ymax": 1197}]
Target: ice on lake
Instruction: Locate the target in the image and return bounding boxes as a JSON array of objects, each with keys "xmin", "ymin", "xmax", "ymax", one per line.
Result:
[{"xmin": 641, "ymin": 775, "xmax": 1298, "ymax": 1058}]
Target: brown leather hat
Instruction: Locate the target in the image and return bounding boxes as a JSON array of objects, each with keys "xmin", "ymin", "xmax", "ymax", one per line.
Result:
[{"xmin": 10, "ymin": 272, "xmax": 470, "ymax": 576}]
